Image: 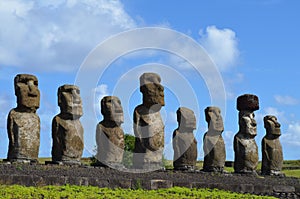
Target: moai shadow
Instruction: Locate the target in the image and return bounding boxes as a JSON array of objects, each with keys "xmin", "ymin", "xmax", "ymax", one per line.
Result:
[
  {"xmin": 7, "ymin": 74, "xmax": 40, "ymax": 163},
  {"xmin": 261, "ymin": 115, "xmax": 284, "ymax": 176},
  {"xmin": 133, "ymin": 73, "xmax": 165, "ymax": 170},
  {"xmin": 234, "ymin": 94, "xmax": 259, "ymax": 175},
  {"xmin": 50, "ymin": 85, "xmax": 84, "ymax": 165},
  {"xmin": 203, "ymin": 106, "xmax": 226, "ymax": 172},
  {"xmin": 172, "ymin": 107, "xmax": 197, "ymax": 171},
  {"xmin": 95, "ymin": 96, "xmax": 125, "ymax": 169}
]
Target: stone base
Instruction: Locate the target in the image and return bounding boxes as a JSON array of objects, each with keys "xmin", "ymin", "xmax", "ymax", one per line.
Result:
[
  {"xmin": 92, "ymin": 161, "xmax": 125, "ymax": 170},
  {"xmin": 202, "ymin": 166, "xmax": 224, "ymax": 173},
  {"xmin": 45, "ymin": 160, "xmax": 82, "ymax": 166},
  {"xmin": 234, "ymin": 170, "xmax": 258, "ymax": 176},
  {"xmin": 261, "ymin": 170, "xmax": 285, "ymax": 177},
  {"xmin": 174, "ymin": 165, "xmax": 196, "ymax": 171},
  {"xmin": 3, "ymin": 158, "xmax": 38, "ymax": 164}
]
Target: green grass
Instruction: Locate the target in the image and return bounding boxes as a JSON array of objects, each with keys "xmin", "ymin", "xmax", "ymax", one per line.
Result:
[
  {"xmin": 0, "ymin": 185, "xmax": 276, "ymax": 199},
  {"xmin": 283, "ymin": 170, "xmax": 300, "ymax": 178}
]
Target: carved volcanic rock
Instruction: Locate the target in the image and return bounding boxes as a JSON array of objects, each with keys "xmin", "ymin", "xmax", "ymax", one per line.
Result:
[{"xmin": 236, "ymin": 94, "xmax": 259, "ymax": 111}]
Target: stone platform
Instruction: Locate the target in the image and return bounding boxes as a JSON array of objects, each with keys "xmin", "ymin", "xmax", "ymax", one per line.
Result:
[{"xmin": 0, "ymin": 163, "xmax": 299, "ymax": 199}]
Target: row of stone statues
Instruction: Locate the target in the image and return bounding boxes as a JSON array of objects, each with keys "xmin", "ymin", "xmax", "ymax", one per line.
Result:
[{"xmin": 4, "ymin": 73, "xmax": 283, "ymax": 176}]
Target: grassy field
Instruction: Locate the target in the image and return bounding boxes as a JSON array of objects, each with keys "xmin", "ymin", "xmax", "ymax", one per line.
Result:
[{"xmin": 0, "ymin": 185, "xmax": 276, "ymax": 199}]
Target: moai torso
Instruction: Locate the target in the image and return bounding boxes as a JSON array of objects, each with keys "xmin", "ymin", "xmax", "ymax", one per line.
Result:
[
  {"xmin": 51, "ymin": 85, "xmax": 84, "ymax": 164},
  {"xmin": 52, "ymin": 115, "xmax": 84, "ymax": 162},
  {"xmin": 7, "ymin": 74, "xmax": 40, "ymax": 162},
  {"xmin": 234, "ymin": 94, "xmax": 259, "ymax": 174},
  {"xmin": 96, "ymin": 96, "xmax": 125, "ymax": 167},
  {"xmin": 261, "ymin": 115, "xmax": 283, "ymax": 176},
  {"xmin": 234, "ymin": 133, "xmax": 258, "ymax": 172},
  {"xmin": 172, "ymin": 107, "xmax": 197, "ymax": 170},
  {"xmin": 203, "ymin": 106, "xmax": 226, "ymax": 172},
  {"xmin": 133, "ymin": 73, "xmax": 165, "ymax": 170}
]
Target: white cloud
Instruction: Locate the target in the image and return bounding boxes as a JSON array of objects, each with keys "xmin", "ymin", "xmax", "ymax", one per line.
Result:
[
  {"xmin": 199, "ymin": 26, "xmax": 240, "ymax": 72},
  {"xmin": 0, "ymin": 94, "xmax": 15, "ymax": 128},
  {"xmin": 94, "ymin": 84, "xmax": 109, "ymax": 105},
  {"xmin": 256, "ymin": 107, "xmax": 286, "ymax": 125},
  {"xmin": 282, "ymin": 122, "xmax": 300, "ymax": 147},
  {"xmin": 275, "ymin": 95, "xmax": 299, "ymax": 105},
  {"xmin": 0, "ymin": 0, "xmax": 136, "ymax": 72}
]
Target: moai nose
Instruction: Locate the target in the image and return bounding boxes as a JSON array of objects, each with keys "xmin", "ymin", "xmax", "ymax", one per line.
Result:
[{"xmin": 28, "ymin": 81, "xmax": 38, "ymax": 96}]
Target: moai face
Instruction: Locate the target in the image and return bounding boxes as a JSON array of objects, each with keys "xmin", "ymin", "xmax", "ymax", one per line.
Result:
[
  {"xmin": 177, "ymin": 107, "xmax": 196, "ymax": 131},
  {"xmin": 140, "ymin": 73, "xmax": 165, "ymax": 111},
  {"xmin": 239, "ymin": 110, "xmax": 257, "ymax": 137},
  {"xmin": 14, "ymin": 74, "xmax": 40, "ymax": 112},
  {"xmin": 264, "ymin": 115, "xmax": 281, "ymax": 138},
  {"xmin": 101, "ymin": 96, "xmax": 124, "ymax": 125},
  {"xmin": 205, "ymin": 106, "xmax": 224, "ymax": 133},
  {"xmin": 58, "ymin": 85, "xmax": 83, "ymax": 118}
]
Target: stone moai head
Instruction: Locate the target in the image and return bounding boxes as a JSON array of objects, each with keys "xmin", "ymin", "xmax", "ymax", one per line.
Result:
[
  {"xmin": 58, "ymin": 84, "xmax": 83, "ymax": 119},
  {"xmin": 140, "ymin": 73, "xmax": 165, "ymax": 111},
  {"xmin": 14, "ymin": 74, "xmax": 40, "ymax": 113},
  {"xmin": 205, "ymin": 106, "xmax": 224, "ymax": 134},
  {"xmin": 264, "ymin": 115, "xmax": 281, "ymax": 138},
  {"xmin": 101, "ymin": 96, "xmax": 124, "ymax": 125},
  {"xmin": 177, "ymin": 107, "xmax": 196, "ymax": 131},
  {"xmin": 237, "ymin": 94, "xmax": 259, "ymax": 137}
]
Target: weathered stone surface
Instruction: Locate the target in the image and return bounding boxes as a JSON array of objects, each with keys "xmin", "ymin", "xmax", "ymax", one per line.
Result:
[
  {"xmin": 133, "ymin": 73, "xmax": 165, "ymax": 170},
  {"xmin": 273, "ymin": 185, "xmax": 295, "ymax": 193},
  {"xmin": 7, "ymin": 74, "xmax": 40, "ymax": 162},
  {"xmin": 236, "ymin": 94, "xmax": 259, "ymax": 111},
  {"xmin": 173, "ymin": 107, "xmax": 197, "ymax": 170},
  {"xmin": 150, "ymin": 179, "xmax": 173, "ymax": 189},
  {"xmin": 96, "ymin": 96, "xmax": 125, "ymax": 167},
  {"xmin": 234, "ymin": 94, "xmax": 259, "ymax": 174},
  {"xmin": 203, "ymin": 106, "xmax": 226, "ymax": 172},
  {"xmin": 51, "ymin": 85, "xmax": 84, "ymax": 164},
  {"xmin": 262, "ymin": 115, "xmax": 284, "ymax": 176}
]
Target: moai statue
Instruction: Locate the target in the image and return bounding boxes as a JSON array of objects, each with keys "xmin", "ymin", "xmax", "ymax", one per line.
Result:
[
  {"xmin": 234, "ymin": 94, "xmax": 259, "ymax": 174},
  {"xmin": 96, "ymin": 96, "xmax": 125, "ymax": 168},
  {"xmin": 203, "ymin": 106, "xmax": 226, "ymax": 172},
  {"xmin": 51, "ymin": 85, "xmax": 84, "ymax": 164},
  {"xmin": 172, "ymin": 107, "xmax": 197, "ymax": 171},
  {"xmin": 7, "ymin": 74, "xmax": 40, "ymax": 162},
  {"xmin": 133, "ymin": 73, "xmax": 165, "ymax": 170},
  {"xmin": 261, "ymin": 115, "xmax": 284, "ymax": 176}
]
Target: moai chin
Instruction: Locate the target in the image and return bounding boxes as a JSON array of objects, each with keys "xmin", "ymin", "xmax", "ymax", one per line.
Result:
[
  {"xmin": 203, "ymin": 106, "xmax": 226, "ymax": 172},
  {"xmin": 96, "ymin": 96, "xmax": 125, "ymax": 168},
  {"xmin": 172, "ymin": 107, "xmax": 197, "ymax": 171},
  {"xmin": 234, "ymin": 94, "xmax": 259, "ymax": 174},
  {"xmin": 133, "ymin": 72, "xmax": 165, "ymax": 170},
  {"xmin": 261, "ymin": 115, "xmax": 284, "ymax": 176},
  {"xmin": 7, "ymin": 74, "xmax": 40, "ymax": 162},
  {"xmin": 51, "ymin": 84, "xmax": 84, "ymax": 165}
]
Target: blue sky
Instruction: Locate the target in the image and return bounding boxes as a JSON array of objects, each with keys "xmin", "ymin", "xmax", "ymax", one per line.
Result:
[{"xmin": 0, "ymin": 0, "xmax": 299, "ymax": 161}]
